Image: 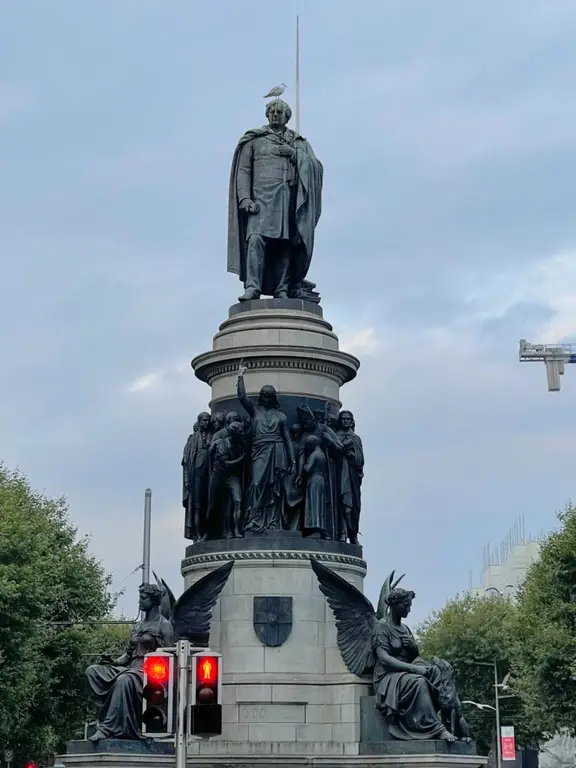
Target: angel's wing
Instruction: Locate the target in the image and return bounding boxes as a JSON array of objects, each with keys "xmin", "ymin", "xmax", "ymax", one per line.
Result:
[
  {"xmin": 171, "ymin": 561, "xmax": 234, "ymax": 645},
  {"xmin": 375, "ymin": 570, "xmax": 405, "ymax": 620},
  {"xmin": 310, "ymin": 558, "xmax": 377, "ymax": 676},
  {"xmin": 153, "ymin": 571, "xmax": 177, "ymax": 621}
]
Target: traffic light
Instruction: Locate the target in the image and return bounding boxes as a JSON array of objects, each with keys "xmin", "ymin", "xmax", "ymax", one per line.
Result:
[
  {"xmin": 189, "ymin": 651, "xmax": 222, "ymax": 737},
  {"xmin": 142, "ymin": 651, "xmax": 175, "ymax": 736}
]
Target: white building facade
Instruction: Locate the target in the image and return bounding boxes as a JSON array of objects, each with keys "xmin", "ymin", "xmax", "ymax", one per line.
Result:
[{"xmin": 470, "ymin": 517, "xmax": 543, "ymax": 598}]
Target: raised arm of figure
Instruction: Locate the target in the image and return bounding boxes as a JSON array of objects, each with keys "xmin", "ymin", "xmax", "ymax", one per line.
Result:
[{"xmin": 237, "ymin": 364, "xmax": 255, "ymax": 416}]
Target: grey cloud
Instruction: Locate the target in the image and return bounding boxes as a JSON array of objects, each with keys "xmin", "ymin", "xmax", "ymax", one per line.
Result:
[{"xmin": 0, "ymin": 82, "xmax": 34, "ymax": 124}]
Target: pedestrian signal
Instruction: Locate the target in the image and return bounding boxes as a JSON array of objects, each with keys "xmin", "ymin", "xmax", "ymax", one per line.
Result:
[
  {"xmin": 142, "ymin": 651, "xmax": 175, "ymax": 735},
  {"xmin": 190, "ymin": 651, "xmax": 222, "ymax": 737}
]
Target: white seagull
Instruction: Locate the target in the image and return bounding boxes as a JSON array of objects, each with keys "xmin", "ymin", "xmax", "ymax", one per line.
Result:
[
  {"xmin": 263, "ymin": 82, "xmax": 287, "ymax": 99},
  {"xmin": 496, "ymin": 672, "xmax": 512, "ymax": 691},
  {"xmin": 462, "ymin": 700, "xmax": 496, "ymax": 712}
]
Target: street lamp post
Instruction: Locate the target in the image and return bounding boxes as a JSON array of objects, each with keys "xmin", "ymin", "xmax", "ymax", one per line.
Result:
[
  {"xmin": 493, "ymin": 661, "xmax": 502, "ymax": 768},
  {"xmin": 466, "ymin": 660, "xmax": 504, "ymax": 768}
]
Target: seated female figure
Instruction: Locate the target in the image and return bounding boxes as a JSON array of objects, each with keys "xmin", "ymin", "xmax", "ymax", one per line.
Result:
[
  {"xmin": 372, "ymin": 587, "xmax": 455, "ymax": 742},
  {"xmin": 85, "ymin": 584, "xmax": 174, "ymax": 741}
]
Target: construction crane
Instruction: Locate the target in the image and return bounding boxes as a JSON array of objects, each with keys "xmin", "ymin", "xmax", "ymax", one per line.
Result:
[{"xmin": 519, "ymin": 339, "xmax": 576, "ymax": 391}]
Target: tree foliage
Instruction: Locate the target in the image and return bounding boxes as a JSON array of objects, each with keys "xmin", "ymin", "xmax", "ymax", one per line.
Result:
[
  {"xmin": 0, "ymin": 465, "xmax": 130, "ymax": 763},
  {"xmin": 417, "ymin": 593, "xmax": 536, "ymax": 754},
  {"xmin": 510, "ymin": 502, "xmax": 576, "ymax": 736}
]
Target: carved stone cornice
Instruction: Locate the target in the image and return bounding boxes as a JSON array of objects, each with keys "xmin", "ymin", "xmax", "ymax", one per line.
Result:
[
  {"xmin": 192, "ymin": 347, "xmax": 359, "ymax": 386},
  {"xmin": 181, "ymin": 548, "xmax": 367, "ymax": 576}
]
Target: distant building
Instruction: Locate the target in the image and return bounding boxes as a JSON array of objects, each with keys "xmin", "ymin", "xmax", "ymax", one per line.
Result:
[{"xmin": 469, "ymin": 516, "xmax": 544, "ymax": 598}]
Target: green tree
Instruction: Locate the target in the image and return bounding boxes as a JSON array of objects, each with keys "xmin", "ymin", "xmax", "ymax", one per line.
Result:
[
  {"xmin": 511, "ymin": 502, "xmax": 576, "ymax": 736},
  {"xmin": 0, "ymin": 465, "xmax": 130, "ymax": 762},
  {"xmin": 417, "ymin": 592, "xmax": 536, "ymax": 754}
]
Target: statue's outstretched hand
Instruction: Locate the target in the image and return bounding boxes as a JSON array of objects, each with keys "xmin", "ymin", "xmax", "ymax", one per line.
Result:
[
  {"xmin": 238, "ymin": 362, "xmax": 248, "ymax": 378},
  {"xmin": 239, "ymin": 199, "xmax": 260, "ymax": 214}
]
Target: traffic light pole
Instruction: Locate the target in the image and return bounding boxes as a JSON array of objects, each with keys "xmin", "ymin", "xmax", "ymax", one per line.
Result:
[{"xmin": 175, "ymin": 640, "xmax": 189, "ymax": 768}]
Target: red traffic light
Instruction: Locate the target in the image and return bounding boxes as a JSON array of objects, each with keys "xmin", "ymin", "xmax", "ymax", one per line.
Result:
[
  {"xmin": 143, "ymin": 655, "xmax": 170, "ymax": 684},
  {"xmin": 197, "ymin": 655, "xmax": 217, "ymax": 685}
]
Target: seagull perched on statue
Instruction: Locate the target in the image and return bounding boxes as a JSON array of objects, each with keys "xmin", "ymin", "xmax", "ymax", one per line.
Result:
[{"xmin": 263, "ymin": 82, "xmax": 287, "ymax": 99}]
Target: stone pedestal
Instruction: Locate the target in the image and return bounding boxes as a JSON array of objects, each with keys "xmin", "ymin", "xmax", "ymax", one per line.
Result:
[
  {"xmin": 61, "ymin": 743, "xmax": 487, "ymax": 768},
  {"xmin": 188, "ymin": 297, "xmax": 375, "ymax": 757},
  {"xmin": 192, "ymin": 298, "xmax": 360, "ymax": 422},
  {"xmin": 59, "ymin": 299, "xmax": 488, "ymax": 768},
  {"xmin": 181, "ymin": 534, "xmax": 370, "ymax": 752}
]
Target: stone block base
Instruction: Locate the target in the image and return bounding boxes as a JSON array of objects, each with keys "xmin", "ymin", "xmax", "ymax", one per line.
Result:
[
  {"xmin": 66, "ymin": 740, "xmax": 174, "ymax": 756},
  {"xmin": 360, "ymin": 696, "xmax": 478, "ymax": 755},
  {"xmin": 61, "ymin": 745, "xmax": 488, "ymax": 768}
]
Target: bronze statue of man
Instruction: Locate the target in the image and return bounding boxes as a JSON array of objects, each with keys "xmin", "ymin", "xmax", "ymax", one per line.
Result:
[
  {"xmin": 182, "ymin": 411, "xmax": 211, "ymax": 541},
  {"xmin": 227, "ymin": 99, "xmax": 323, "ymax": 302}
]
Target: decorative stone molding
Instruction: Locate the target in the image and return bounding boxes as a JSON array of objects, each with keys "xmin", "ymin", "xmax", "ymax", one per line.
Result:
[
  {"xmin": 191, "ymin": 302, "xmax": 360, "ymax": 398},
  {"xmin": 181, "ymin": 548, "xmax": 367, "ymax": 575},
  {"xmin": 193, "ymin": 353, "xmax": 357, "ymax": 387}
]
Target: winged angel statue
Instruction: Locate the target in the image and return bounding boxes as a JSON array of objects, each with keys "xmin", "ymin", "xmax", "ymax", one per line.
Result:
[
  {"xmin": 311, "ymin": 559, "xmax": 470, "ymax": 743},
  {"xmin": 85, "ymin": 562, "xmax": 233, "ymax": 741}
]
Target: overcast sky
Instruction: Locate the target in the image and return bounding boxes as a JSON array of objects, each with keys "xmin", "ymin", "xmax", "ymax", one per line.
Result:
[{"xmin": 2, "ymin": 0, "xmax": 576, "ymax": 623}]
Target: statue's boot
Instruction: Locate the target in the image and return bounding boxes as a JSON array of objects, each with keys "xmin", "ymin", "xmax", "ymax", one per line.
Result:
[
  {"xmin": 274, "ymin": 290, "xmax": 288, "ymax": 299},
  {"xmin": 89, "ymin": 730, "xmax": 107, "ymax": 742},
  {"xmin": 238, "ymin": 289, "xmax": 260, "ymax": 302}
]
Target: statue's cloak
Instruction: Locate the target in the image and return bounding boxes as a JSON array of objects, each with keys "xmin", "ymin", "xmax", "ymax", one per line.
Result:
[{"xmin": 227, "ymin": 126, "xmax": 323, "ymax": 294}]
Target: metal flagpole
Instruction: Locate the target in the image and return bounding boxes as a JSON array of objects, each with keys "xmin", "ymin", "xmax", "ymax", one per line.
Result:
[
  {"xmin": 142, "ymin": 488, "xmax": 152, "ymax": 585},
  {"xmin": 295, "ymin": 15, "xmax": 300, "ymax": 133}
]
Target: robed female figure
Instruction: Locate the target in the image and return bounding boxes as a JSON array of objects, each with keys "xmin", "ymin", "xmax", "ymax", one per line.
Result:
[
  {"xmin": 312, "ymin": 561, "xmax": 463, "ymax": 743},
  {"xmin": 237, "ymin": 364, "xmax": 295, "ymax": 533}
]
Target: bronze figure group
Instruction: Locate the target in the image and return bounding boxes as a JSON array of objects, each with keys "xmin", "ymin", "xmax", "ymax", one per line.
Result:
[{"xmin": 181, "ymin": 366, "xmax": 364, "ymax": 544}]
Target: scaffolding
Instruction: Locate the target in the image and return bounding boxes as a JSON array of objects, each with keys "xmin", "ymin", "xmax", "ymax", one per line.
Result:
[{"xmin": 519, "ymin": 339, "xmax": 576, "ymax": 391}]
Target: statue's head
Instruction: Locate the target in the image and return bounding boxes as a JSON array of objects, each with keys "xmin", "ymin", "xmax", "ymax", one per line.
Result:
[
  {"xmin": 197, "ymin": 412, "xmax": 211, "ymax": 432},
  {"xmin": 313, "ymin": 409, "xmax": 325, "ymax": 425},
  {"xmin": 338, "ymin": 410, "xmax": 355, "ymax": 431},
  {"xmin": 211, "ymin": 412, "xmax": 226, "ymax": 431},
  {"xmin": 326, "ymin": 410, "xmax": 339, "ymax": 429},
  {"xmin": 192, "ymin": 421, "xmax": 199, "ymax": 433},
  {"xmin": 227, "ymin": 420, "xmax": 244, "ymax": 440},
  {"xmin": 297, "ymin": 405, "xmax": 317, "ymax": 433},
  {"xmin": 226, "ymin": 411, "xmax": 241, "ymax": 425},
  {"xmin": 303, "ymin": 434, "xmax": 321, "ymax": 454},
  {"xmin": 258, "ymin": 385, "xmax": 279, "ymax": 409},
  {"xmin": 432, "ymin": 657, "xmax": 455, "ymax": 683},
  {"xmin": 138, "ymin": 583, "xmax": 164, "ymax": 612},
  {"xmin": 385, "ymin": 587, "xmax": 416, "ymax": 619},
  {"xmin": 266, "ymin": 99, "xmax": 291, "ymax": 129}
]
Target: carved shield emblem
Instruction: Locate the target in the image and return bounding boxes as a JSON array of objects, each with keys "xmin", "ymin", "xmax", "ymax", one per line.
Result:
[{"xmin": 253, "ymin": 596, "xmax": 293, "ymax": 647}]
